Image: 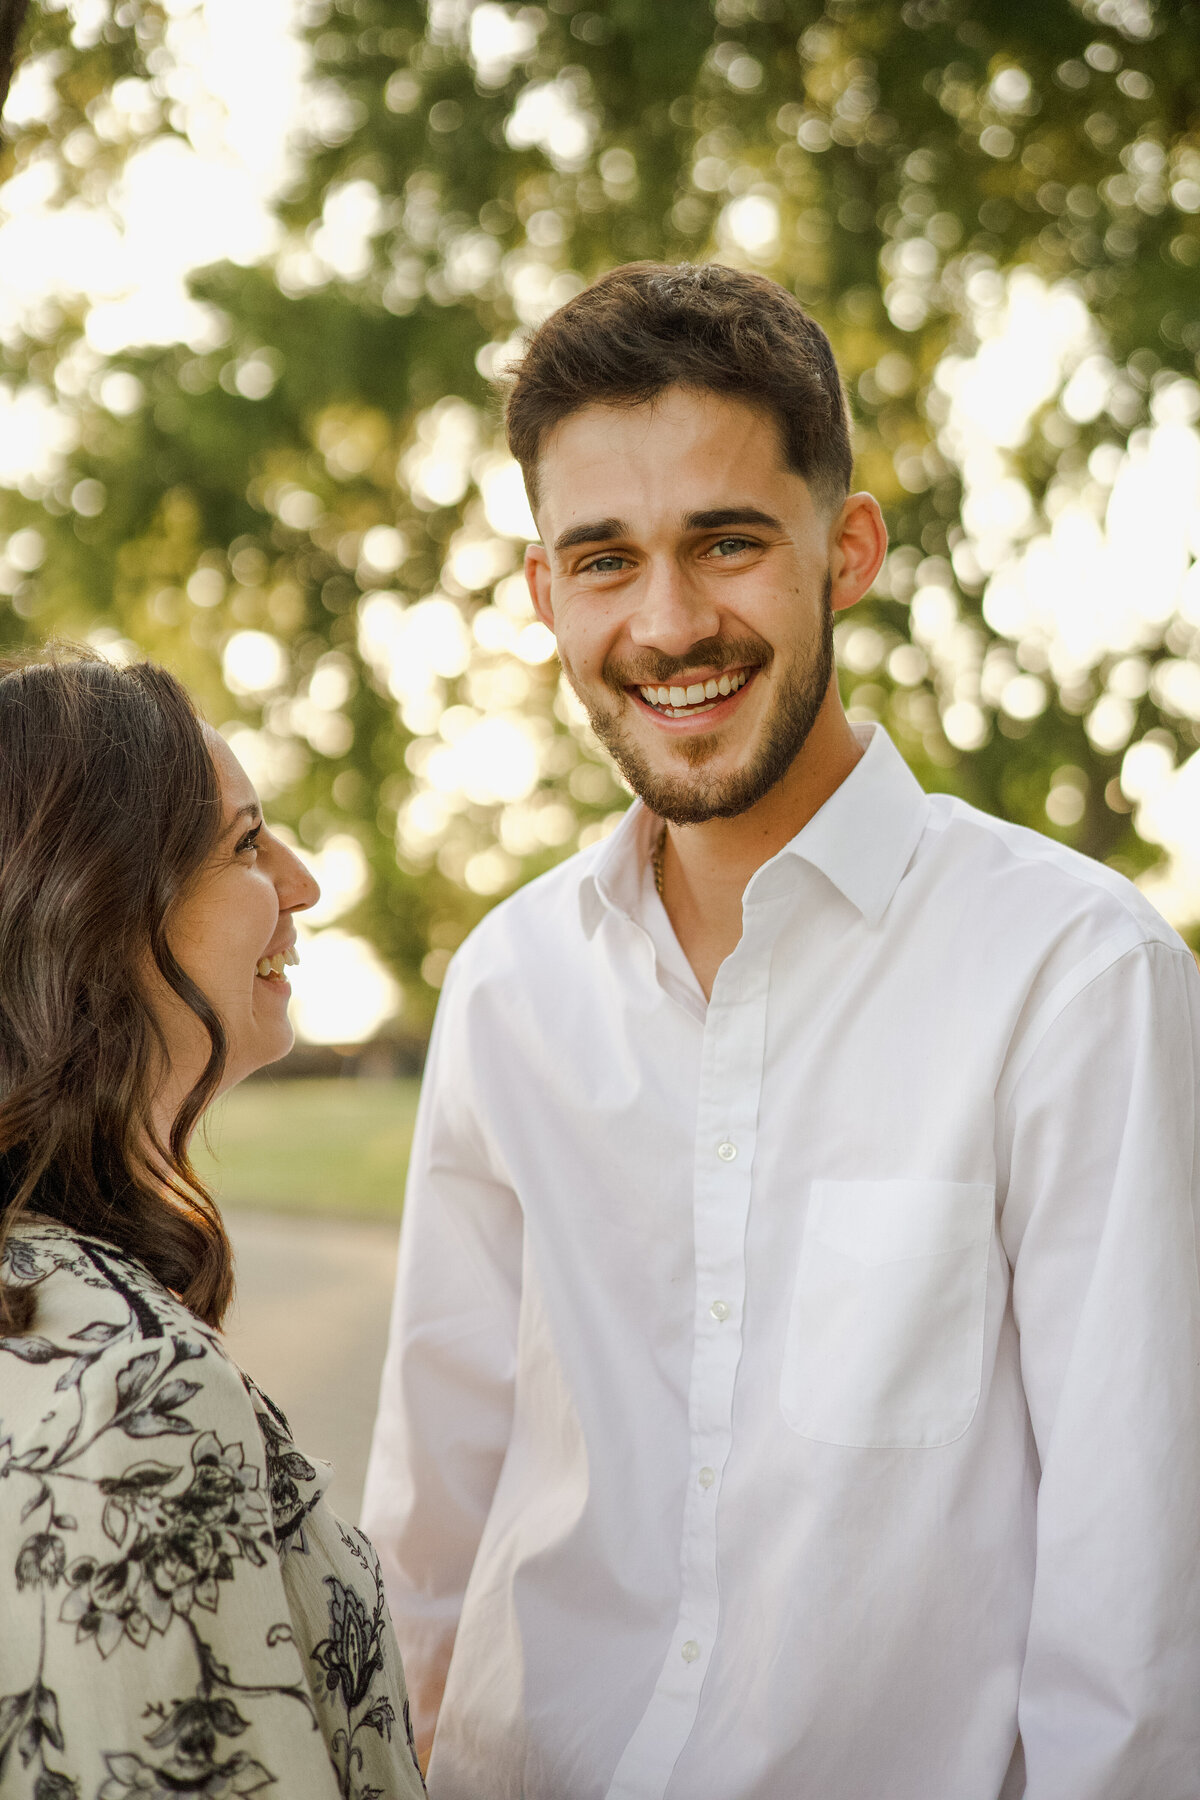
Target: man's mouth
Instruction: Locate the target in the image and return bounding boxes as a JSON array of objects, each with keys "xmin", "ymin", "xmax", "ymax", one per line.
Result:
[{"xmin": 632, "ymin": 667, "xmax": 753, "ymax": 720}]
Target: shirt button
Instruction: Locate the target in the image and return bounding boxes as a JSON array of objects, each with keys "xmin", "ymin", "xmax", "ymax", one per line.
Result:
[
  {"xmin": 709, "ymin": 1299, "xmax": 731, "ymax": 1323},
  {"xmin": 681, "ymin": 1640, "xmax": 700, "ymax": 1663},
  {"xmin": 698, "ymin": 1466, "xmax": 716, "ymax": 1489},
  {"xmin": 716, "ymin": 1140, "xmax": 737, "ymax": 1162}
]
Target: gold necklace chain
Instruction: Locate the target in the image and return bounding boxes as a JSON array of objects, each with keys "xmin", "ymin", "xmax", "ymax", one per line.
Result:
[{"xmin": 652, "ymin": 825, "xmax": 667, "ymax": 899}]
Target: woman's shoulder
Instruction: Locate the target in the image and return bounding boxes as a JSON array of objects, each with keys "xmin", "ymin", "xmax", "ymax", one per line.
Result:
[
  {"xmin": 0, "ymin": 1218, "xmax": 287, "ymax": 1528},
  {"xmin": 0, "ymin": 1220, "xmax": 425, "ymax": 1799},
  {"xmin": 1, "ymin": 1218, "xmax": 330, "ymax": 1546},
  {"xmin": 3, "ymin": 1214, "xmax": 270, "ymax": 1481},
  {"xmin": 4, "ymin": 1213, "xmax": 223, "ymax": 1328},
  {"xmin": 1, "ymin": 1218, "xmax": 239, "ymax": 1433},
  {"xmin": 0, "ymin": 1218, "xmax": 280, "ymax": 1655}
]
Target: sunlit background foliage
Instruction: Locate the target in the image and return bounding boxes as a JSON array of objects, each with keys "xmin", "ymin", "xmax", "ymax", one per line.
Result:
[{"xmin": 2, "ymin": 0, "xmax": 1200, "ymax": 1042}]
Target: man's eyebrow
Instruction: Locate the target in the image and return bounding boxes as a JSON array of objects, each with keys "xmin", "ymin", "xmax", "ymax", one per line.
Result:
[
  {"xmin": 683, "ymin": 507, "xmax": 784, "ymax": 532},
  {"xmin": 553, "ymin": 507, "xmax": 785, "ymax": 556},
  {"xmin": 553, "ymin": 517, "xmax": 627, "ymax": 554}
]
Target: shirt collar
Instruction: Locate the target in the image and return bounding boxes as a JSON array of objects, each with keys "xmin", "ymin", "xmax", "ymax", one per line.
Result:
[
  {"xmin": 577, "ymin": 725, "xmax": 929, "ymax": 938},
  {"xmin": 765, "ymin": 723, "xmax": 930, "ymax": 928},
  {"xmin": 578, "ymin": 797, "xmax": 659, "ymax": 938}
]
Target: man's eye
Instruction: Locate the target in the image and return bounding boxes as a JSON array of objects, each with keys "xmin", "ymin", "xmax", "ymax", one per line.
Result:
[
  {"xmin": 709, "ymin": 536, "xmax": 755, "ymax": 557},
  {"xmin": 582, "ymin": 554, "xmax": 628, "ymax": 573}
]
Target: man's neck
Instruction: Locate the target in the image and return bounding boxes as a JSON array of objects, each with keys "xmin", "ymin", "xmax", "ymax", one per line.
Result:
[{"xmin": 656, "ymin": 693, "xmax": 863, "ymax": 999}]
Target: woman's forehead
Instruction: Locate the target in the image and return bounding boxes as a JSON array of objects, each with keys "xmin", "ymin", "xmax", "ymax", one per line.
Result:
[{"xmin": 202, "ymin": 725, "xmax": 259, "ymax": 816}]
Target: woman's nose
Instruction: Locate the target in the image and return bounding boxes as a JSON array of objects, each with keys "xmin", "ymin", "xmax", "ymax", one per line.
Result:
[{"xmin": 278, "ymin": 842, "xmax": 321, "ymax": 913}]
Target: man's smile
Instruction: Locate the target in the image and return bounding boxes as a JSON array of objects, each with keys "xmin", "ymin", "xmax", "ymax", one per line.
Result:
[{"xmin": 625, "ymin": 664, "xmax": 760, "ymax": 727}]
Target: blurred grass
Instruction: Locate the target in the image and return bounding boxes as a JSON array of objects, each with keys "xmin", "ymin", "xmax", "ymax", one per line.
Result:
[{"xmin": 194, "ymin": 1078, "xmax": 421, "ymax": 1219}]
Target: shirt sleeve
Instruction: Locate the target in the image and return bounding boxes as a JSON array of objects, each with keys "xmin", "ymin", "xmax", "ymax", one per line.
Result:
[
  {"xmin": 998, "ymin": 937, "xmax": 1200, "ymax": 1798},
  {"xmin": 360, "ymin": 959, "xmax": 524, "ymax": 1757}
]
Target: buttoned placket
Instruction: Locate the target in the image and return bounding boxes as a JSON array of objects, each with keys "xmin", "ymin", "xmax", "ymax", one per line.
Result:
[{"xmin": 605, "ymin": 884, "xmax": 782, "ymax": 1800}]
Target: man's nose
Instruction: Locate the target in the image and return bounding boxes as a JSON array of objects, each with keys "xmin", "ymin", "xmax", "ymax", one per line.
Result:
[{"xmin": 627, "ymin": 558, "xmax": 720, "ymax": 658}]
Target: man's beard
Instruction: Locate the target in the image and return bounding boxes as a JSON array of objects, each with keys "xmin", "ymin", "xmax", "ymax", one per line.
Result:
[{"xmin": 567, "ymin": 573, "xmax": 835, "ymax": 826}]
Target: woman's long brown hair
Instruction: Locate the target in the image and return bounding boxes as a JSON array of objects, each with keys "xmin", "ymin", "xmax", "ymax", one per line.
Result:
[{"xmin": 0, "ymin": 648, "xmax": 234, "ymax": 1330}]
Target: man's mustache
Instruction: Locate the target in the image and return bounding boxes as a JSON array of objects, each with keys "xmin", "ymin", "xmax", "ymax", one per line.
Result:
[{"xmin": 602, "ymin": 636, "xmax": 772, "ymax": 691}]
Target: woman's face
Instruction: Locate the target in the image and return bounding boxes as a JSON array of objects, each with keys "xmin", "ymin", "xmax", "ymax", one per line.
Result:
[{"xmin": 158, "ymin": 729, "xmax": 320, "ymax": 1108}]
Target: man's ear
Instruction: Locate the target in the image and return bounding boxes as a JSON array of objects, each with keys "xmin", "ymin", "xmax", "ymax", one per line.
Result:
[
  {"xmin": 525, "ymin": 543, "xmax": 554, "ymax": 632},
  {"xmin": 829, "ymin": 492, "xmax": 888, "ymax": 616}
]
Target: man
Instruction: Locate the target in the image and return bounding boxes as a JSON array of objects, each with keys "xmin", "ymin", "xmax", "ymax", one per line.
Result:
[{"xmin": 362, "ymin": 262, "xmax": 1200, "ymax": 1799}]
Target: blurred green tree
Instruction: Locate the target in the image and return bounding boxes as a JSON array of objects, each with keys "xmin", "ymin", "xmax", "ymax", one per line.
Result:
[
  {"xmin": 0, "ymin": 1, "xmax": 29, "ymax": 110},
  {"xmin": 2, "ymin": 0, "xmax": 1199, "ymax": 1029}
]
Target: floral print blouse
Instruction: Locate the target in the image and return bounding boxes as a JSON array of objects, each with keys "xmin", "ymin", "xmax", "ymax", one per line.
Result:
[{"xmin": 0, "ymin": 1219, "xmax": 426, "ymax": 1800}]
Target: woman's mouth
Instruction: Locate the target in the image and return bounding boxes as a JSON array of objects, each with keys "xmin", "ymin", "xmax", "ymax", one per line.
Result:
[
  {"xmin": 255, "ymin": 946, "xmax": 299, "ymax": 983},
  {"xmin": 632, "ymin": 667, "xmax": 755, "ymax": 721}
]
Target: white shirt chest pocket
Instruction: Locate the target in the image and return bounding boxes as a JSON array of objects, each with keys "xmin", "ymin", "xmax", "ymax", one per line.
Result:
[{"xmin": 780, "ymin": 1178, "xmax": 994, "ymax": 1449}]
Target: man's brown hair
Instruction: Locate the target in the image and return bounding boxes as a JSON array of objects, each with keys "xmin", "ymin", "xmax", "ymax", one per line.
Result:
[{"xmin": 504, "ymin": 261, "xmax": 853, "ymax": 514}]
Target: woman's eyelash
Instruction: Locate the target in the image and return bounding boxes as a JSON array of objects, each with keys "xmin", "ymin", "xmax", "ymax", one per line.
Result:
[{"xmin": 236, "ymin": 823, "xmax": 263, "ymax": 855}]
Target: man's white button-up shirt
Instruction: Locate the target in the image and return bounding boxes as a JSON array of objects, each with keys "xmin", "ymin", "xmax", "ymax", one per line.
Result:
[{"xmin": 362, "ymin": 724, "xmax": 1200, "ymax": 1800}]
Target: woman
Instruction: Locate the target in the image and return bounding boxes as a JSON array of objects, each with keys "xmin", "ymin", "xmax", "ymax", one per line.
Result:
[{"xmin": 0, "ymin": 648, "xmax": 426, "ymax": 1800}]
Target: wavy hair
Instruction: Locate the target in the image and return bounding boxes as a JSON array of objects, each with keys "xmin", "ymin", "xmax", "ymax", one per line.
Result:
[{"xmin": 0, "ymin": 648, "xmax": 233, "ymax": 1330}]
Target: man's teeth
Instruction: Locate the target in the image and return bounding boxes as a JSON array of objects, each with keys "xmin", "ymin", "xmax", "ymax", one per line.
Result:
[
  {"xmin": 255, "ymin": 948, "xmax": 299, "ymax": 981},
  {"xmin": 638, "ymin": 669, "xmax": 749, "ymax": 716}
]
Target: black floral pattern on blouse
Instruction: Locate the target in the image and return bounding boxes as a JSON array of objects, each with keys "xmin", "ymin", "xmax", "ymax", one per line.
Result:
[
  {"xmin": 0, "ymin": 1224, "xmax": 425, "ymax": 1800},
  {"xmin": 310, "ymin": 1526, "xmax": 404, "ymax": 1800}
]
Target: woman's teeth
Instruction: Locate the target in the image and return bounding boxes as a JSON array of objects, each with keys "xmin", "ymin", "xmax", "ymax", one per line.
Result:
[
  {"xmin": 637, "ymin": 668, "xmax": 749, "ymax": 718},
  {"xmin": 255, "ymin": 947, "xmax": 300, "ymax": 981}
]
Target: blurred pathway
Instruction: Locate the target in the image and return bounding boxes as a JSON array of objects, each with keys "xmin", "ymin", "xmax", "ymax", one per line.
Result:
[{"xmin": 221, "ymin": 1210, "xmax": 400, "ymax": 1525}]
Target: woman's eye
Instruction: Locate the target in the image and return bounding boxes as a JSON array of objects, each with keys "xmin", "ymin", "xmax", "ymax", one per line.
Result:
[{"xmin": 236, "ymin": 825, "xmax": 262, "ymax": 857}]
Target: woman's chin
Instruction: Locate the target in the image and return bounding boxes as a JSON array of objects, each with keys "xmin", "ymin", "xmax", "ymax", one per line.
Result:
[
  {"xmin": 226, "ymin": 1021, "xmax": 295, "ymax": 1088},
  {"xmin": 260, "ymin": 1020, "xmax": 296, "ymax": 1068}
]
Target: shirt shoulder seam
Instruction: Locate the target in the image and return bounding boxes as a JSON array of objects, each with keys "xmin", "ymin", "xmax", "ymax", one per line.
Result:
[
  {"xmin": 998, "ymin": 935, "xmax": 1193, "ymax": 1122},
  {"xmin": 932, "ymin": 798, "xmax": 1172, "ymax": 919}
]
